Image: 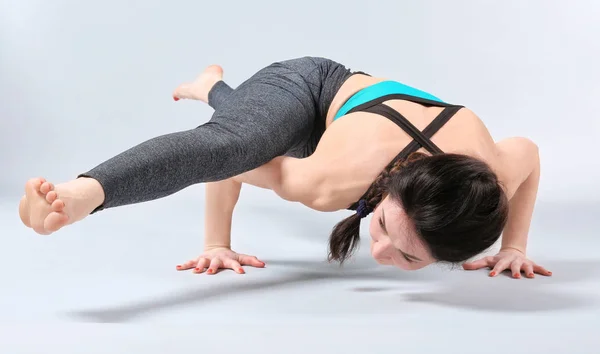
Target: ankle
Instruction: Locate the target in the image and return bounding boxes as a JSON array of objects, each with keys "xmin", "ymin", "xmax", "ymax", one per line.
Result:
[{"xmin": 69, "ymin": 177, "xmax": 106, "ymax": 209}]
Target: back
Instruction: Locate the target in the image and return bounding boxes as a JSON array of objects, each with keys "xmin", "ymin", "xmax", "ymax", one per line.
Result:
[{"xmin": 310, "ymin": 102, "xmax": 504, "ymax": 211}]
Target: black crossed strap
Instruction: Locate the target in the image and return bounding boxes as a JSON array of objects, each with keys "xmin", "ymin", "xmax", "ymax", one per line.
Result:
[{"xmin": 346, "ymin": 99, "xmax": 463, "ymax": 211}]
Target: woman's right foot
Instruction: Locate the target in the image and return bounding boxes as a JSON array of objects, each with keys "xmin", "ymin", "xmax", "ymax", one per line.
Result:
[
  {"xmin": 172, "ymin": 64, "xmax": 224, "ymax": 103},
  {"xmin": 19, "ymin": 177, "xmax": 105, "ymax": 235}
]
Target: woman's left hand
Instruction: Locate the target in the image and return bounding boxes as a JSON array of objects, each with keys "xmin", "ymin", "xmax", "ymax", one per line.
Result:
[{"xmin": 462, "ymin": 248, "xmax": 552, "ymax": 278}]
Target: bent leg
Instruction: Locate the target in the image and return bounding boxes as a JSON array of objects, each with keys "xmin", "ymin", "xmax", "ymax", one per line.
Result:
[
  {"xmin": 207, "ymin": 81, "xmax": 234, "ymax": 110},
  {"xmin": 80, "ymin": 63, "xmax": 321, "ymax": 212}
]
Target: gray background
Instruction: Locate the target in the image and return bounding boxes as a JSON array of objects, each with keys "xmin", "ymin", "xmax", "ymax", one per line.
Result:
[{"xmin": 1, "ymin": 0, "xmax": 599, "ymax": 353}]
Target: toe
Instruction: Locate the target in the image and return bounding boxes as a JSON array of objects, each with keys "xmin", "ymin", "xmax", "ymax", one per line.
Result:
[
  {"xmin": 46, "ymin": 190, "xmax": 58, "ymax": 204},
  {"xmin": 173, "ymin": 84, "xmax": 192, "ymax": 101},
  {"xmin": 51, "ymin": 198, "xmax": 65, "ymax": 212},
  {"xmin": 44, "ymin": 211, "xmax": 69, "ymax": 233},
  {"xmin": 26, "ymin": 178, "xmax": 44, "ymax": 194},
  {"xmin": 40, "ymin": 181, "xmax": 54, "ymax": 194}
]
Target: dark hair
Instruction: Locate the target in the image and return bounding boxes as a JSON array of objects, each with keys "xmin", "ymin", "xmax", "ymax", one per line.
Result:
[{"xmin": 327, "ymin": 152, "xmax": 509, "ymax": 265}]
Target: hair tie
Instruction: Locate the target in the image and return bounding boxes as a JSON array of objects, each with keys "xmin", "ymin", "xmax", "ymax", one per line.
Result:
[{"xmin": 356, "ymin": 199, "xmax": 372, "ymax": 218}]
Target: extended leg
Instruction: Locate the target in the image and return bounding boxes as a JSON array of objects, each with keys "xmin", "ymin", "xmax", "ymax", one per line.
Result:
[{"xmin": 19, "ymin": 61, "xmax": 322, "ymax": 234}]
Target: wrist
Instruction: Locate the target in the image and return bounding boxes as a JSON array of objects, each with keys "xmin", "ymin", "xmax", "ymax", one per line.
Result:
[
  {"xmin": 204, "ymin": 243, "xmax": 231, "ymax": 252},
  {"xmin": 500, "ymin": 245, "xmax": 526, "ymax": 255}
]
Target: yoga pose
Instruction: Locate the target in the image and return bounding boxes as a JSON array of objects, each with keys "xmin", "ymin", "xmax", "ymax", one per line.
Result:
[{"xmin": 18, "ymin": 57, "xmax": 551, "ymax": 278}]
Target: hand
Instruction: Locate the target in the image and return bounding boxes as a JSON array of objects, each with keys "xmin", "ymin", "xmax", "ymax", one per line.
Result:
[
  {"xmin": 176, "ymin": 247, "xmax": 266, "ymax": 275},
  {"xmin": 462, "ymin": 248, "xmax": 552, "ymax": 279}
]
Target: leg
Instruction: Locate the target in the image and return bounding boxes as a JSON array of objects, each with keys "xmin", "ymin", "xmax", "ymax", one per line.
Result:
[
  {"xmin": 20, "ymin": 58, "xmax": 341, "ymax": 234},
  {"xmin": 170, "ymin": 66, "xmax": 290, "ymax": 196},
  {"xmin": 170, "ymin": 67, "xmax": 301, "ymax": 196},
  {"xmin": 172, "ymin": 64, "xmax": 234, "ymax": 109},
  {"xmin": 171, "ymin": 61, "xmax": 341, "ymax": 197}
]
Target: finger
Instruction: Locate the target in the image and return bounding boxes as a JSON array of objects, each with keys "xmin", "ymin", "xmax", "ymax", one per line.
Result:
[
  {"xmin": 510, "ymin": 260, "xmax": 524, "ymax": 279},
  {"xmin": 206, "ymin": 258, "xmax": 223, "ymax": 275},
  {"xmin": 533, "ymin": 264, "xmax": 552, "ymax": 276},
  {"xmin": 194, "ymin": 258, "xmax": 211, "ymax": 273},
  {"xmin": 176, "ymin": 259, "xmax": 199, "ymax": 271},
  {"xmin": 489, "ymin": 258, "xmax": 512, "ymax": 277},
  {"xmin": 224, "ymin": 259, "xmax": 245, "ymax": 274},
  {"xmin": 462, "ymin": 256, "xmax": 495, "ymax": 270},
  {"xmin": 238, "ymin": 254, "xmax": 266, "ymax": 268},
  {"xmin": 522, "ymin": 262, "xmax": 535, "ymax": 278}
]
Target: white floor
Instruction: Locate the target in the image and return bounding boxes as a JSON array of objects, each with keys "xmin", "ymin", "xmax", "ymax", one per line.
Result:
[{"xmin": 1, "ymin": 191, "xmax": 598, "ymax": 353}]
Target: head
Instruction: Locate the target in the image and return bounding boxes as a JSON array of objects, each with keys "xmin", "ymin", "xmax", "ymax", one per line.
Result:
[{"xmin": 328, "ymin": 152, "xmax": 509, "ymax": 270}]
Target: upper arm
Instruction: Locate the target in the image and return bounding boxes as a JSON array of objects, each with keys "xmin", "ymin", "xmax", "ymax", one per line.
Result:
[
  {"xmin": 495, "ymin": 137, "xmax": 540, "ymax": 200},
  {"xmin": 277, "ymin": 156, "xmax": 330, "ymax": 209}
]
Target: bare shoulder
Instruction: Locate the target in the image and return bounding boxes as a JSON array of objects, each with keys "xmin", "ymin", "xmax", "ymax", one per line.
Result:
[
  {"xmin": 452, "ymin": 109, "xmax": 540, "ymax": 199},
  {"xmin": 490, "ymin": 136, "xmax": 540, "ymax": 199}
]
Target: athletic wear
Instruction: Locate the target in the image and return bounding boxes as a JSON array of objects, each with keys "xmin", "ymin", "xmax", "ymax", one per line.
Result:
[
  {"xmin": 79, "ymin": 57, "xmax": 356, "ymax": 212},
  {"xmin": 334, "ymin": 80, "xmax": 446, "ymax": 120},
  {"xmin": 78, "ymin": 56, "xmax": 462, "ymax": 215},
  {"xmin": 336, "ymin": 83, "xmax": 463, "ymax": 211}
]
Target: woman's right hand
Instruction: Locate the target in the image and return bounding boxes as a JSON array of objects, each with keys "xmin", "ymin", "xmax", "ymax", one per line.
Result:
[{"xmin": 176, "ymin": 247, "xmax": 266, "ymax": 274}]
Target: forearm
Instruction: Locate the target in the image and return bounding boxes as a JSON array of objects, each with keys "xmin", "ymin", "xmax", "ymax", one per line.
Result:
[
  {"xmin": 501, "ymin": 151, "xmax": 541, "ymax": 254},
  {"xmin": 203, "ymin": 178, "xmax": 242, "ymax": 250}
]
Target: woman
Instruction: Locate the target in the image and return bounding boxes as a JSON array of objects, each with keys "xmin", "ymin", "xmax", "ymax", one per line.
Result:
[{"xmin": 18, "ymin": 57, "xmax": 551, "ymax": 279}]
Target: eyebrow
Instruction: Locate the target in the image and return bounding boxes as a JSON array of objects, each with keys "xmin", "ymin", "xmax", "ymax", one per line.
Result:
[{"xmin": 382, "ymin": 208, "xmax": 423, "ymax": 262}]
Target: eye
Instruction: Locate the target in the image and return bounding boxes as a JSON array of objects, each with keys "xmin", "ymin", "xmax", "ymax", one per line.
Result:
[{"xmin": 401, "ymin": 252, "xmax": 414, "ymax": 263}]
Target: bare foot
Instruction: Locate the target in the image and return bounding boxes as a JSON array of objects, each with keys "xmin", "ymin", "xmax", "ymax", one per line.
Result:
[
  {"xmin": 172, "ymin": 65, "xmax": 224, "ymax": 103},
  {"xmin": 19, "ymin": 177, "xmax": 105, "ymax": 235}
]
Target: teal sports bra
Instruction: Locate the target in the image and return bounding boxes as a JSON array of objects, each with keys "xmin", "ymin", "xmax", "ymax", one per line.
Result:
[{"xmin": 334, "ymin": 80, "xmax": 446, "ymax": 121}]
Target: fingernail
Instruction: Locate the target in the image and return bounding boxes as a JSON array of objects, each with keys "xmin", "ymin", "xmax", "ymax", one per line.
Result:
[
  {"xmin": 548, "ymin": 271, "xmax": 552, "ymax": 275},
  {"xmin": 194, "ymin": 267, "xmax": 200, "ymax": 272},
  {"xmin": 207, "ymin": 269, "xmax": 214, "ymax": 274},
  {"xmin": 173, "ymin": 96, "xmax": 179, "ymax": 101},
  {"xmin": 529, "ymin": 273, "xmax": 534, "ymax": 277},
  {"xmin": 176, "ymin": 265, "xmax": 182, "ymax": 269},
  {"xmin": 514, "ymin": 274, "xmax": 520, "ymax": 278},
  {"xmin": 489, "ymin": 272, "xmax": 496, "ymax": 276},
  {"xmin": 238, "ymin": 268, "xmax": 245, "ymax": 274}
]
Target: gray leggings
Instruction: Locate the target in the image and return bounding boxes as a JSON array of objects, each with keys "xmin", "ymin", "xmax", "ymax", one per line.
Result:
[{"xmin": 78, "ymin": 57, "xmax": 356, "ymax": 212}]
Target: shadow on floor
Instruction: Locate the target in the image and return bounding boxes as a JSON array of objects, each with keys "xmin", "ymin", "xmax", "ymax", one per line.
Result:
[{"xmin": 64, "ymin": 258, "xmax": 600, "ymax": 323}]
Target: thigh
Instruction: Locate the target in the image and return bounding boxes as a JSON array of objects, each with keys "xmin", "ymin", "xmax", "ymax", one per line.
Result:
[{"xmin": 207, "ymin": 62, "xmax": 322, "ymax": 159}]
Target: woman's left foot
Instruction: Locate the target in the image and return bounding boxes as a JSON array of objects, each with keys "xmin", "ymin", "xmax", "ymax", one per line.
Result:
[{"xmin": 172, "ymin": 65, "xmax": 223, "ymax": 103}]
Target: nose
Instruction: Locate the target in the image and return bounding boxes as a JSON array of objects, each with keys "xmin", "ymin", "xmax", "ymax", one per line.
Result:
[{"xmin": 372, "ymin": 236, "xmax": 393, "ymax": 258}]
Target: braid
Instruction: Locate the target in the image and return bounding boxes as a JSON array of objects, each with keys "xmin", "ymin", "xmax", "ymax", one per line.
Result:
[
  {"xmin": 363, "ymin": 152, "xmax": 428, "ymax": 212},
  {"xmin": 327, "ymin": 151, "xmax": 428, "ymax": 263}
]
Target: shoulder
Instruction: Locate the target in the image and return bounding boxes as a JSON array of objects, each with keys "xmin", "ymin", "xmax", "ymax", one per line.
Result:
[
  {"xmin": 444, "ymin": 108, "xmax": 540, "ymax": 200},
  {"xmin": 491, "ymin": 137, "xmax": 540, "ymax": 199}
]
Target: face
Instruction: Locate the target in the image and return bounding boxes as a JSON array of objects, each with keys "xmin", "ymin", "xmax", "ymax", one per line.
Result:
[{"xmin": 368, "ymin": 196, "xmax": 435, "ymax": 270}]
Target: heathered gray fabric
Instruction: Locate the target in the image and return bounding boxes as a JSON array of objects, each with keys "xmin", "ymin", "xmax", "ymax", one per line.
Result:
[{"xmin": 78, "ymin": 57, "xmax": 354, "ymax": 212}]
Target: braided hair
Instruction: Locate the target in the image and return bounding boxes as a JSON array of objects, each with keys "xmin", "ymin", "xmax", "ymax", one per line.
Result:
[
  {"xmin": 327, "ymin": 151, "xmax": 428, "ymax": 263},
  {"xmin": 327, "ymin": 150, "xmax": 510, "ymax": 265}
]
